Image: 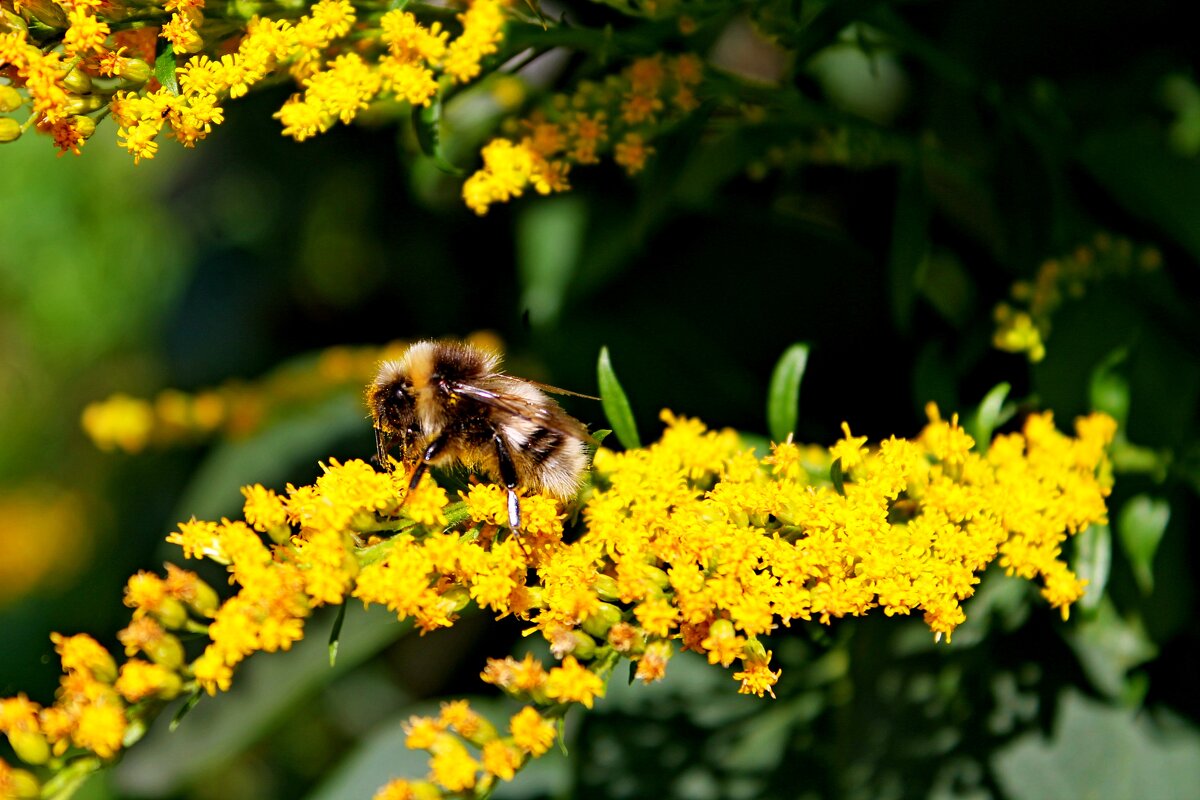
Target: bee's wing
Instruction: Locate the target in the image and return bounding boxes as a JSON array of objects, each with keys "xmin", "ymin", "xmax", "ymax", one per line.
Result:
[
  {"xmin": 521, "ymin": 380, "xmax": 600, "ymax": 402},
  {"xmin": 448, "ymin": 379, "xmax": 598, "ymax": 445}
]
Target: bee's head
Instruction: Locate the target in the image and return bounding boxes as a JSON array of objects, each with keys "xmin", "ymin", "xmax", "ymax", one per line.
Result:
[{"xmin": 367, "ymin": 361, "xmax": 417, "ymax": 435}]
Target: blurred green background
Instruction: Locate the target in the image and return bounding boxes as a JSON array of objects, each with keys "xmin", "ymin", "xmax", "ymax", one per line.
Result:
[{"xmin": 2, "ymin": 0, "xmax": 1200, "ymax": 798}]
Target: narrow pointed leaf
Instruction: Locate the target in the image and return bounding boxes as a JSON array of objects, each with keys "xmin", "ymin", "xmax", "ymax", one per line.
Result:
[
  {"xmin": 412, "ymin": 93, "xmax": 464, "ymax": 176},
  {"xmin": 328, "ymin": 601, "xmax": 348, "ymax": 667},
  {"xmin": 1074, "ymin": 523, "xmax": 1111, "ymax": 613},
  {"xmin": 597, "ymin": 347, "xmax": 641, "ymax": 449},
  {"xmin": 169, "ymin": 689, "xmax": 202, "ymax": 732},
  {"xmin": 1089, "ymin": 348, "xmax": 1131, "ymax": 430},
  {"xmin": 830, "ymin": 458, "xmax": 846, "ymax": 496},
  {"xmin": 766, "ymin": 343, "xmax": 810, "ymax": 444},
  {"xmin": 969, "ymin": 382, "xmax": 1012, "ymax": 448}
]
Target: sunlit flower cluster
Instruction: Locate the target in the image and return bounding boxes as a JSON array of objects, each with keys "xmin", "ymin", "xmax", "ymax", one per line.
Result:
[
  {"xmin": 3, "ymin": 0, "xmax": 733, "ymax": 214},
  {"xmin": 462, "ymin": 53, "xmax": 705, "ymax": 214},
  {"xmin": 1, "ymin": 404, "xmax": 1114, "ymax": 796},
  {"xmin": 79, "ymin": 339, "xmax": 427, "ymax": 453},
  {"xmin": 994, "ymin": 232, "xmax": 1162, "ymax": 362},
  {"xmin": 1, "ymin": 0, "xmax": 511, "ymax": 159}
]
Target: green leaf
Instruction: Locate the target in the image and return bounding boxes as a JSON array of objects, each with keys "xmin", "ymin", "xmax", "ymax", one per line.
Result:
[
  {"xmin": 1117, "ymin": 494, "xmax": 1170, "ymax": 594},
  {"xmin": 169, "ymin": 689, "xmax": 202, "ymax": 732},
  {"xmin": 154, "ymin": 43, "xmax": 179, "ymax": 96},
  {"xmin": 830, "ymin": 458, "xmax": 846, "ymax": 495},
  {"xmin": 516, "ymin": 197, "xmax": 586, "ymax": 329},
  {"xmin": 1066, "ymin": 598, "xmax": 1157, "ymax": 700},
  {"xmin": 993, "ymin": 689, "xmax": 1200, "ymax": 800},
  {"xmin": 1074, "ymin": 523, "xmax": 1111, "ymax": 613},
  {"xmin": 328, "ymin": 601, "xmax": 348, "ymax": 667},
  {"xmin": 412, "ymin": 93, "xmax": 464, "ymax": 176},
  {"xmin": 968, "ymin": 382, "xmax": 1012, "ymax": 448},
  {"xmin": 596, "ymin": 346, "xmax": 641, "ymax": 449},
  {"xmin": 1089, "ymin": 348, "xmax": 1131, "ymax": 430},
  {"xmin": 766, "ymin": 343, "xmax": 810, "ymax": 444},
  {"xmin": 41, "ymin": 757, "xmax": 103, "ymax": 800}
]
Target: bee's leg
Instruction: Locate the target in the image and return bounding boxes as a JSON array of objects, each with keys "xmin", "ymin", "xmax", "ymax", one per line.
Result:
[
  {"xmin": 408, "ymin": 436, "xmax": 447, "ymax": 494},
  {"xmin": 491, "ymin": 432, "xmax": 522, "ymax": 532},
  {"xmin": 374, "ymin": 429, "xmax": 396, "ymax": 471}
]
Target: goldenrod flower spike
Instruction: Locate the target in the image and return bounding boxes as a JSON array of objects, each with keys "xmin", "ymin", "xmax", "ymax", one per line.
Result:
[{"xmin": 0, "ymin": 405, "xmax": 1114, "ymax": 797}]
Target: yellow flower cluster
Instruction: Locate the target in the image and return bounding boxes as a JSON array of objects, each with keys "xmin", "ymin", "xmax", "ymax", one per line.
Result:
[
  {"xmin": 80, "ymin": 339, "xmax": 417, "ymax": 453},
  {"xmin": 0, "ymin": 486, "xmax": 89, "ymax": 607},
  {"xmin": 373, "ymin": 701, "xmax": 557, "ymax": 797},
  {"xmin": 994, "ymin": 232, "xmax": 1162, "ymax": 362},
  {"xmin": 462, "ymin": 53, "xmax": 705, "ymax": 214},
  {"xmin": 0, "ymin": 404, "xmax": 1114, "ymax": 796},
  {"xmin": 1, "ymin": 0, "xmax": 510, "ymax": 157}
]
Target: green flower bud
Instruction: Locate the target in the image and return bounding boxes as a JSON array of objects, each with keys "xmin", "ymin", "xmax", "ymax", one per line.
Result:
[
  {"xmin": 63, "ymin": 94, "xmax": 102, "ymax": 115},
  {"xmin": 570, "ymin": 631, "xmax": 597, "ymax": 661},
  {"xmin": 71, "ymin": 115, "xmax": 96, "ymax": 140},
  {"xmin": 157, "ymin": 670, "xmax": 184, "ymax": 700},
  {"xmin": 707, "ymin": 618, "xmax": 736, "ymax": 640},
  {"xmin": 442, "ymin": 586, "xmax": 472, "ymax": 614},
  {"xmin": 8, "ymin": 729, "xmax": 51, "ymax": 766},
  {"xmin": 645, "ymin": 566, "xmax": 670, "ymax": 589},
  {"xmin": 459, "ymin": 717, "xmax": 500, "ymax": 749},
  {"xmin": 155, "ymin": 597, "xmax": 189, "ymax": 630},
  {"xmin": 147, "ymin": 634, "xmax": 186, "ymax": 672},
  {"xmin": 742, "ymin": 636, "xmax": 767, "ymax": 663},
  {"xmin": 115, "ymin": 57, "xmax": 152, "ymax": 87},
  {"xmin": 582, "ymin": 602, "xmax": 623, "ymax": 638},
  {"xmin": 62, "ymin": 67, "xmax": 92, "ymax": 94},
  {"xmin": 593, "ymin": 574, "xmax": 620, "ymax": 601},
  {"xmin": 2, "ymin": 765, "xmax": 40, "ymax": 798},
  {"xmin": 187, "ymin": 579, "xmax": 221, "ymax": 617},
  {"xmin": 0, "ymin": 118, "xmax": 21, "ymax": 143},
  {"xmin": 0, "ymin": 86, "xmax": 23, "ymax": 112}
]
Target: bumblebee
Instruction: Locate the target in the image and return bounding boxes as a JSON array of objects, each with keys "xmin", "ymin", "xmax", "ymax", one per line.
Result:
[{"xmin": 367, "ymin": 340, "xmax": 593, "ymax": 532}]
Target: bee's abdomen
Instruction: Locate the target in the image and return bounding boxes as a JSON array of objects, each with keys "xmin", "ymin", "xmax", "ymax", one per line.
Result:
[{"xmin": 524, "ymin": 426, "xmax": 563, "ymax": 467}]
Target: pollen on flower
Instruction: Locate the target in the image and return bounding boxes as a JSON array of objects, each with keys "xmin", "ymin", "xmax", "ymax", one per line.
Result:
[
  {"xmin": 508, "ymin": 706, "xmax": 556, "ymax": 756},
  {"xmin": 72, "ymin": 701, "xmax": 127, "ymax": 759},
  {"xmin": 428, "ymin": 736, "xmax": 479, "ymax": 792},
  {"xmin": 734, "ymin": 651, "xmax": 782, "ymax": 698},
  {"xmin": 829, "ymin": 422, "xmax": 868, "ymax": 470},
  {"xmin": 482, "ymin": 739, "xmax": 522, "ymax": 781},
  {"xmin": 241, "ymin": 484, "xmax": 288, "ymax": 533},
  {"xmin": 406, "ymin": 477, "xmax": 449, "ymax": 527},
  {"xmin": 544, "ymin": 655, "xmax": 605, "ymax": 709},
  {"xmin": 634, "ymin": 639, "xmax": 673, "ymax": 683},
  {"xmin": 404, "ymin": 715, "xmax": 444, "ymax": 750},
  {"xmin": 114, "ymin": 660, "xmax": 181, "ymax": 703}
]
